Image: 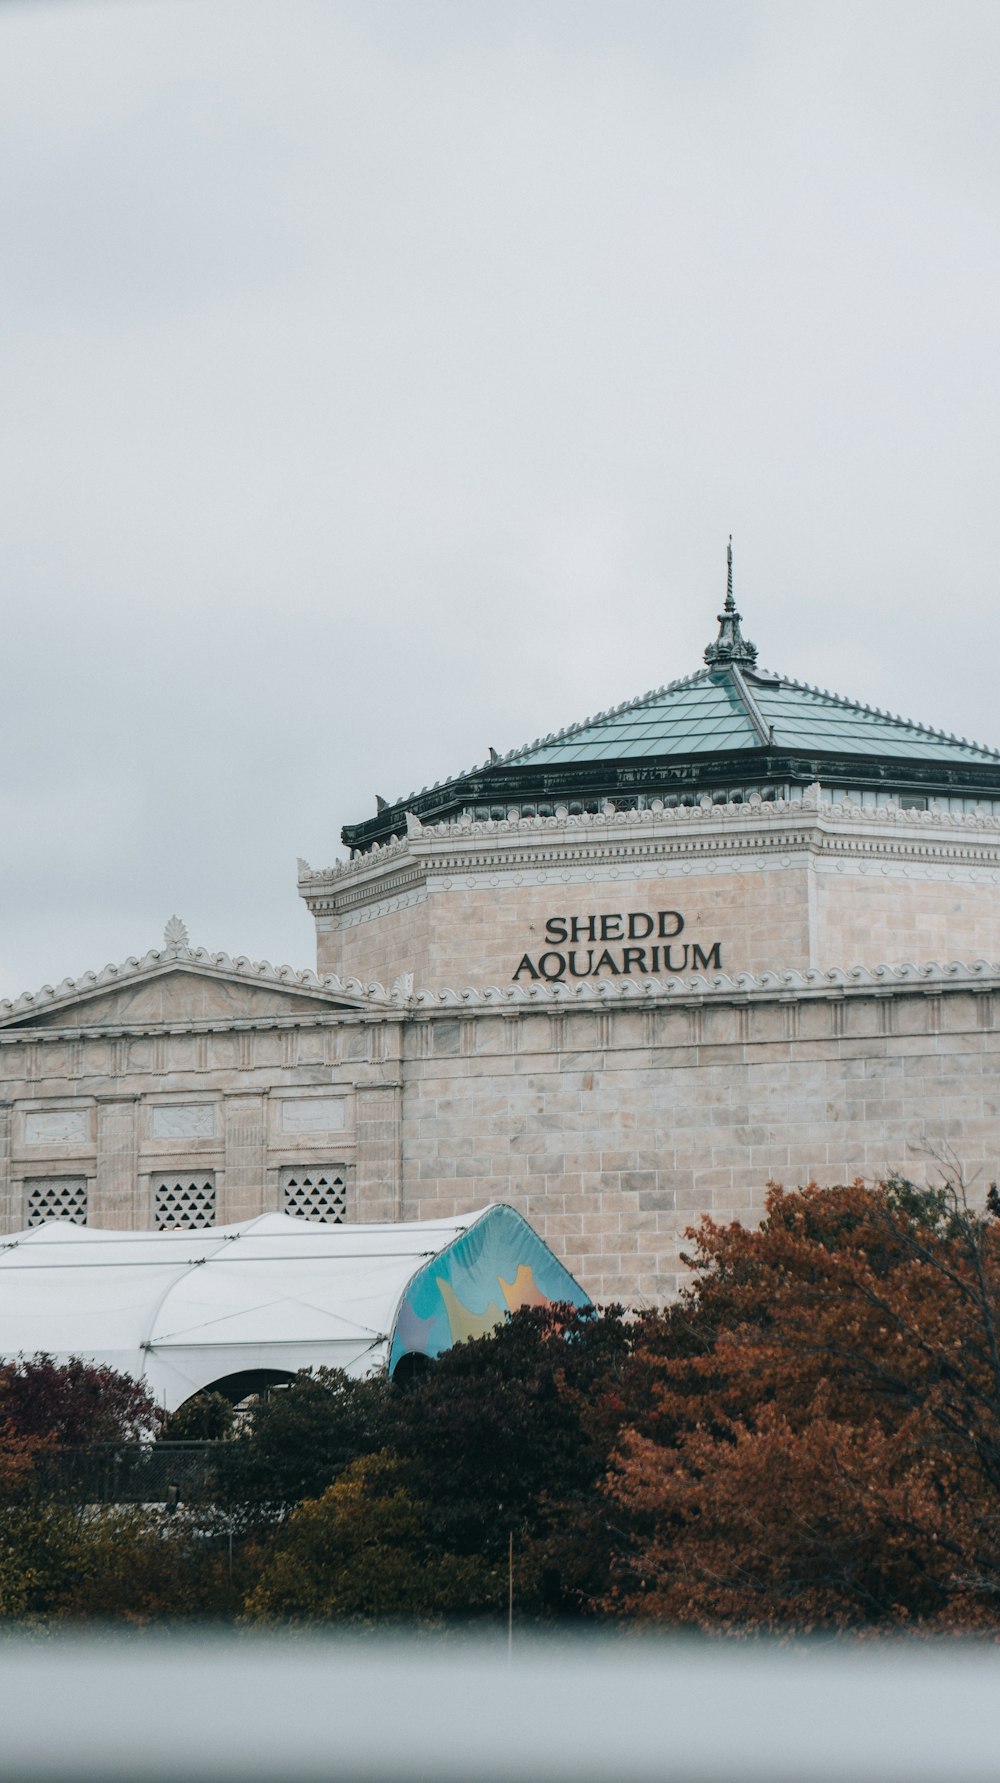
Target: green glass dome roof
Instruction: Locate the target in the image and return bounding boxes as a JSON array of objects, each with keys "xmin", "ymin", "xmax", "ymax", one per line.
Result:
[
  {"xmin": 342, "ymin": 549, "xmax": 1000, "ymax": 853},
  {"xmin": 507, "ymin": 667, "xmax": 1000, "ymax": 769},
  {"xmin": 507, "ymin": 543, "xmax": 997, "ymax": 770}
]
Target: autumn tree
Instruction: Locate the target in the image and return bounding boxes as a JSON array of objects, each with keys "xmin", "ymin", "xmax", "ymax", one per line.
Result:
[
  {"xmin": 0, "ymin": 1357, "xmax": 208, "ymax": 1624},
  {"xmin": 0, "ymin": 1354, "xmax": 162, "ymax": 1450},
  {"xmin": 605, "ymin": 1177, "xmax": 1000, "ymax": 1633}
]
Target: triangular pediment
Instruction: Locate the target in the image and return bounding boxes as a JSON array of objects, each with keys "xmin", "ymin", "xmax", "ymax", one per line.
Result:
[{"xmin": 0, "ymin": 946, "xmax": 393, "ymax": 1032}]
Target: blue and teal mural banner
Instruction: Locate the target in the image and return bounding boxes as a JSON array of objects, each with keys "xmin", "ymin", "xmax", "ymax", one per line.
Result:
[{"xmin": 389, "ymin": 1204, "xmax": 591, "ymax": 1373}]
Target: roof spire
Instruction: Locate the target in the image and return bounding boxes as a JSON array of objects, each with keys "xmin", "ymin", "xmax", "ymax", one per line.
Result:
[{"xmin": 704, "ymin": 536, "xmax": 758, "ymax": 669}]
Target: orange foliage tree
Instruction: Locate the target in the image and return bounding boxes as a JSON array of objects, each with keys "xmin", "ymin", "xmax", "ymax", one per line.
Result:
[{"xmin": 605, "ymin": 1178, "xmax": 1000, "ymax": 1633}]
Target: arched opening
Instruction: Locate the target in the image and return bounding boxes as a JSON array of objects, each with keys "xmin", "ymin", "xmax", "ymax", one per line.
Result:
[
  {"xmin": 390, "ymin": 1350, "xmax": 435, "ymax": 1387},
  {"xmin": 192, "ymin": 1368, "xmax": 298, "ymax": 1407}
]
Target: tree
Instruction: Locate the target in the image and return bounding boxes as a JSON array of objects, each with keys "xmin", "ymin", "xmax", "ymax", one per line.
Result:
[
  {"xmin": 212, "ymin": 1368, "xmax": 391, "ymax": 1523},
  {"xmin": 244, "ymin": 1452, "xmax": 497, "ymax": 1626},
  {"xmin": 224, "ymin": 1304, "xmax": 658, "ymax": 1622},
  {"xmin": 382, "ymin": 1302, "xmax": 662, "ymax": 1620},
  {"xmin": 0, "ymin": 1500, "xmax": 91, "ymax": 1620},
  {"xmin": 162, "ymin": 1391, "xmax": 235, "ymax": 1442},
  {"xmin": 604, "ymin": 1178, "xmax": 1000, "ymax": 1633},
  {"xmin": 0, "ymin": 1354, "xmax": 162, "ymax": 1449}
]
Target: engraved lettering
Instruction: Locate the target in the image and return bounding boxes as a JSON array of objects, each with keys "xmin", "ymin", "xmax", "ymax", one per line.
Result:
[
  {"xmin": 593, "ymin": 949, "xmax": 621, "ymax": 975},
  {"xmin": 621, "ymin": 947, "xmax": 648, "ymax": 975},
  {"xmin": 538, "ymin": 951, "xmax": 567, "ymax": 981},
  {"xmin": 627, "ymin": 912, "xmax": 654, "ymax": 939}
]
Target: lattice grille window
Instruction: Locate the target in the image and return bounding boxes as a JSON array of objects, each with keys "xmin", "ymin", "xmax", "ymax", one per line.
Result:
[
  {"xmin": 27, "ymin": 1177, "xmax": 88, "ymax": 1227},
  {"xmin": 282, "ymin": 1169, "xmax": 348, "ymax": 1224},
  {"xmin": 154, "ymin": 1177, "xmax": 215, "ymax": 1230}
]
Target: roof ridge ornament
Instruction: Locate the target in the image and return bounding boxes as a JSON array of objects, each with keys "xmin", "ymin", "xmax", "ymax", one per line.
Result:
[
  {"xmin": 163, "ymin": 915, "xmax": 189, "ymax": 952},
  {"xmin": 704, "ymin": 537, "xmax": 758, "ymax": 669}
]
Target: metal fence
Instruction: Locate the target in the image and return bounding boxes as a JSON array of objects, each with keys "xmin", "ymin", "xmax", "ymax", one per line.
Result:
[{"xmin": 38, "ymin": 1441, "xmax": 224, "ymax": 1504}]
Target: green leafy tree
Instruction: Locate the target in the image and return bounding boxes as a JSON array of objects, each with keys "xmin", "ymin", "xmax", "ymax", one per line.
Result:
[
  {"xmin": 60, "ymin": 1509, "xmax": 251, "ymax": 1625},
  {"xmin": 222, "ymin": 1305, "xmax": 660, "ymax": 1623},
  {"xmin": 162, "ymin": 1391, "xmax": 235, "ymax": 1442},
  {"xmin": 0, "ymin": 1501, "xmax": 89, "ymax": 1620},
  {"xmin": 383, "ymin": 1303, "xmax": 663, "ymax": 1620},
  {"xmin": 244, "ymin": 1452, "xmax": 496, "ymax": 1626},
  {"xmin": 213, "ymin": 1368, "xmax": 391, "ymax": 1523}
]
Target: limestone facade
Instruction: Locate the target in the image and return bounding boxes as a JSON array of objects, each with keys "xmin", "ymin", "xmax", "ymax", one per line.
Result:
[{"xmin": 3, "ymin": 940, "xmax": 1000, "ymax": 1305}]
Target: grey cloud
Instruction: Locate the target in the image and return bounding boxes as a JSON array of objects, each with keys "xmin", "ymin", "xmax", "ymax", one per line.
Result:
[{"xmin": 1, "ymin": 0, "xmax": 998, "ymax": 995}]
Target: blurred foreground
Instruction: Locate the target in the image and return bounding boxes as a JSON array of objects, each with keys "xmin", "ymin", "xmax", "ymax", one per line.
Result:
[{"xmin": 0, "ymin": 1634, "xmax": 998, "ymax": 1783}]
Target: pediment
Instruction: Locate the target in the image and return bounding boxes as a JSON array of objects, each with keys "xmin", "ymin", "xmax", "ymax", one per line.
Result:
[{"xmin": 0, "ymin": 947, "xmax": 392, "ymax": 1033}]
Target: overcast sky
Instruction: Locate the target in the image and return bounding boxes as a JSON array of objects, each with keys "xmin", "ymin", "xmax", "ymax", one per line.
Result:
[{"xmin": 2, "ymin": 0, "xmax": 999, "ymax": 998}]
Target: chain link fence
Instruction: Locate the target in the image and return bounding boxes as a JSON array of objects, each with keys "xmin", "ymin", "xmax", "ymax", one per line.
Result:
[{"xmin": 38, "ymin": 1441, "xmax": 225, "ymax": 1504}]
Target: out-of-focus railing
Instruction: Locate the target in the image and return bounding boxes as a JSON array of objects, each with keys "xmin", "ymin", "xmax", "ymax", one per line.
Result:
[
  {"xmin": 37, "ymin": 1441, "xmax": 224, "ymax": 1504},
  {"xmin": 0, "ymin": 1635, "xmax": 997, "ymax": 1782}
]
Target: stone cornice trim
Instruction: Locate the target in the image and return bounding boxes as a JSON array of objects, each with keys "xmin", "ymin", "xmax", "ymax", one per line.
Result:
[
  {"xmin": 405, "ymin": 958, "xmax": 1000, "ymax": 1010},
  {"xmin": 1, "ymin": 961, "xmax": 998, "ymax": 1042},
  {"xmin": 305, "ymin": 794, "xmax": 1000, "ymax": 881},
  {"xmin": 301, "ymin": 799, "xmax": 1000, "ymax": 914},
  {"xmin": 0, "ymin": 1010, "xmax": 407, "ymax": 1046}
]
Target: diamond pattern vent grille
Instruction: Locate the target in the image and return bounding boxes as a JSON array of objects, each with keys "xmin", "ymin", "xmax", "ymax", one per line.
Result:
[
  {"xmin": 27, "ymin": 1177, "xmax": 88, "ymax": 1227},
  {"xmin": 282, "ymin": 1171, "xmax": 347, "ymax": 1224},
  {"xmin": 154, "ymin": 1178, "xmax": 215, "ymax": 1230}
]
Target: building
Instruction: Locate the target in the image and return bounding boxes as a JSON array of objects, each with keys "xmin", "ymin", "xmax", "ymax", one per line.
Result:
[{"xmin": 4, "ymin": 557, "xmax": 1000, "ymax": 1303}]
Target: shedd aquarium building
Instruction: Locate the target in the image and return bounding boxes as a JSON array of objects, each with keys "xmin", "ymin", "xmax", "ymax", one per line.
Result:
[{"xmin": 4, "ymin": 558, "xmax": 1000, "ymax": 1307}]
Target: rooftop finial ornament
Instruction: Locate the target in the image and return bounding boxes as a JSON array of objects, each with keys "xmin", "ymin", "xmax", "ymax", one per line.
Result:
[
  {"xmin": 704, "ymin": 536, "xmax": 758, "ymax": 669},
  {"xmin": 163, "ymin": 915, "xmax": 189, "ymax": 951}
]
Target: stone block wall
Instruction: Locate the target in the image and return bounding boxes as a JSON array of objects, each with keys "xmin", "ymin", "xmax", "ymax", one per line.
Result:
[
  {"xmin": 3, "ymin": 961, "xmax": 1000, "ymax": 1309},
  {"xmin": 398, "ymin": 983, "xmax": 1000, "ymax": 1303}
]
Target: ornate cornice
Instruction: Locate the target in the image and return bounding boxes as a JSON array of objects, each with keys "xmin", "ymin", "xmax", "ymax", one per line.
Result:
[
  {"xmin": 2, "ymin": 960, "xmax": 998, "ymax": 1047},
  {"xmin": 301, "ymin": 794, "xmax": 1000, "ymax": 916},
  {"xmin": 405, "ymin": 958, "xmax": 1000, "ymax": 1009}
]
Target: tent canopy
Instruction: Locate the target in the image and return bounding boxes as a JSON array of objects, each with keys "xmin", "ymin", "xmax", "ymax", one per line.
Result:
[{"xmin": 0, "ymin": 1205, "xmax": 589, "ymax": 1411}]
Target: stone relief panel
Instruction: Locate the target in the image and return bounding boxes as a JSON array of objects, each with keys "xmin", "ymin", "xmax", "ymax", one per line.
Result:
[
  {"xmin": 24, "ymin": 1109, "xmax": 89, "ymax": 1144},
  {"xmin": 150, "ymin": 1104, "xmax": 217, "ymax": 1139},
  {"xmin": 279, "ymin": 1097, "xmax": 347, "ymax": 1134}
]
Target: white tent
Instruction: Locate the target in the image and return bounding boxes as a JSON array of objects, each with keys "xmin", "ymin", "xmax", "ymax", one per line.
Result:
[{"xmin": 0, "ymin": 1205, "xmax": 589, "ymax": 1411}]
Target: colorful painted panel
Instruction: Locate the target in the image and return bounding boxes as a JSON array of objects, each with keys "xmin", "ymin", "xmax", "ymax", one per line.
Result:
[{"xmin": 388, "ymin": 1204, "xmax": 590, "ymax": 1373}]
